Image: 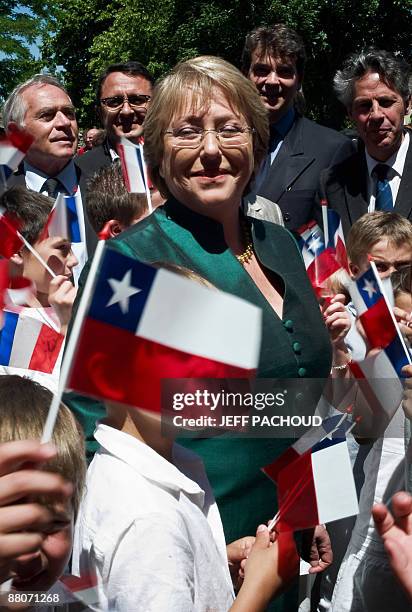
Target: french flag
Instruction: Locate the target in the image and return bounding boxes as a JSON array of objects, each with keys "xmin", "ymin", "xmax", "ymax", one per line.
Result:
[
  {"xmin": 117, "ymin": 137, "xmax": 148, "ymax": 194},
  {"xmin": 0, "ymin": 207, "xmax": 23, "ymax": 259},
  {"xmin": 0, "ymin": 128, "xmax": 33, "ymax": 186},
  {"xmin": 44, "ymin": 193, "xmax": 82, "ymax": 243},
  {"xmin": 60, "ymin": 573, "xmax": 99, "ymax": 607},
  {"xmin": 297, "ymin": 220, "xmax": 342, "ymax": 295},
  {"xmin": 348, "ymin": 264, "xmax": 411, "ymax": 377},
  {"xmin": 0, "ymin": 311, "xmax": 64, "ymax": 374},
  {"xmin": 68, "ymin": 247, "xmax": 262, "ymax": 411},
  {"xmin": 272, "ymin": 436, "xmax": 358, "ymax": 531}
]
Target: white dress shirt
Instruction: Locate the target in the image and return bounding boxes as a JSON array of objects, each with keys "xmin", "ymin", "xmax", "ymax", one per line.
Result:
[
  {"xmin": 72, "ymin": 424, "xmax": 234, "ymax": 612},
  {"xmin": 23, "ymin": 160, "xmax": 87, "ymax": 284},
  {"xmin": 366, "ymin": 131, "xmax": 410, "ymax": 211}
]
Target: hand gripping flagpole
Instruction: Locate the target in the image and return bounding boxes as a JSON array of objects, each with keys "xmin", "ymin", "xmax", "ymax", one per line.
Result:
[{"xmin": 41, "ymin": 225, "xmax": 110, "ymax": 443}]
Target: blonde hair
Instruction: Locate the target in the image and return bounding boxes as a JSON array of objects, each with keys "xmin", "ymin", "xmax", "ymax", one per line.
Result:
[
  {"xmin": 143, "ymin": 55, "xmax": 269, "ymax": 198},
  {"xmin": 347, "ymin": 211, "xmax": 412, "ymax": 267},
  {"xmin": 0, "ymin": 375, "xmax": 86, "ymax": 518}
]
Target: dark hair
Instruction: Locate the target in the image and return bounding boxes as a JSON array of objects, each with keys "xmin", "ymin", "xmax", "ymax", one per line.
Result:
[
  {"xmin": 241, "ymin": 24, "xmax": 306, "ymax": 78},
  {"xmin": 392, "ymin": 266, "xmax": 412, "ymax": 297},
  {"xmin": 85, "ymin": 162, "xmax": 148, "ymax": 232},
  {"xmin": 96, "ymin": 61, "xmax": 155, "ymax": 105},
  {"xmin": 334, "ymin": 48, "xmax": 412, "ymax": 108},
  {"xmin": 0, "ymin": 375, "xmax": 86, "ymax": 518},
  {"xmin": 0, "ymin": 186, "xmax": 53, "ymax": 244}
]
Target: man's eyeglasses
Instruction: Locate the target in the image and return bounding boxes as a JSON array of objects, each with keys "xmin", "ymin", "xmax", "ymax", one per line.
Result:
[
  {"xmin": 100, "ymin": 94, "xmax": 151, "ymax": 111},
  {"xmin": 164, "ymin": 126, "xmax": 254, "ymax": 149},
  {"xmin": 372, "ymin": 259, "xmax": 412, "ymax": 273}
]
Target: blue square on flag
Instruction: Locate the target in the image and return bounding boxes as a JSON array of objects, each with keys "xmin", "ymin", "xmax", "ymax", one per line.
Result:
[{"xmin": 88, "ymin": 248, "xmax": 156, "ymax": 333}]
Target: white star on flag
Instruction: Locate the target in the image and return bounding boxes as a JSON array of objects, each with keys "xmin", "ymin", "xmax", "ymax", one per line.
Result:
[
  {"xmin": 106, "ymin": 269, "xmax": 141, "ymax": 314},
  {"xmin": 362, "ymin": 278, "xmax": 377, "ymax": 300},
  {"xmin": 308, "ymin": 235, "xmax": 323, "ymax": 252}
]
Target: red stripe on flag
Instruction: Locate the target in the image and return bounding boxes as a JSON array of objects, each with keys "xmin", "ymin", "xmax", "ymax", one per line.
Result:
[
  {"xmin": 69, "ymin": 318, "xmax": 254, "ymax": 411},
  {"xmin": 7, "ymin": 126, "xmax": 34, "ymax": 152},
  {"xmin": 262, "ymin": 447, "xmax": 300, "ymax": 484},
  {"xmin": 349, "ymin": 360, "xmax": 388, "ymax": 422},
  {"xmin": 306, "ymin": 247, "xmax": 340, "ymax": 286},
  {"xmin": 276, "ymin": 449, "xmax": 319, "ymax": 531},
  {"xmin": 28, "ymin": 325, "xmax": 64, "ymax": 373},
  {"xmin": 117, "ymin": 145, "xmax": 131, "ymax": 191},
  {"xmin": 360, "ymin": 298, "xmax": 395, "ymax": 349},
  {"xmin": 0, "ymin": 213, "xmax": 23, "ymax": 258}
]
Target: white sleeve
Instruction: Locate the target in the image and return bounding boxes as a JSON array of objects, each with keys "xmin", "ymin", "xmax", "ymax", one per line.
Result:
[{"xmin": 94, "ymin": 513, "xmax": 196, "ymax": 612}]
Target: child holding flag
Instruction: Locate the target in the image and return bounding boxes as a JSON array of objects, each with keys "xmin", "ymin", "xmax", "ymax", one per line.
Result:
[{"xmin": 0, "ymin": 186, "xmax": 78, "ymax": 391}]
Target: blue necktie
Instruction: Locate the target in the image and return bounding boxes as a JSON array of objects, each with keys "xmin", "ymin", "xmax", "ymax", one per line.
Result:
[{"xmin": 374, "ymin": 164, "xmax": 393, "ymax": 211}]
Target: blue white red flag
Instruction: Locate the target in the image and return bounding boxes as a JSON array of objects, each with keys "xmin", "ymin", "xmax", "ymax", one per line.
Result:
[
  {"xmin": 271, "ymin": 436, "xmax": 358, "ymax": 531},
  {"xmin": 0, "ymin": 128, "xmax": 33, "ymax": 187},
  {"xmin": 297, "ymin": 220, "xmax": 343, "ymax": 295},
  {"xmin": 60, "ymin": 573, "xmax": 99, "ymax": 607},
  {"xmin": 117, "ymin": 138, "xmax": 148, "ymax": 194},
  {"xmin": 348, "ymin": 264, "xmax": 411, "ymax": 377},
  {"xmin": 0, "ymin": 310, "xmax": 64, "ymax": 374},
  {"xmin": 44, "ymin": 193, "xmax": 82, "ymax": 243},
  {"xmin": 262, "ymin": 410, "xmax": 355, "ymax": 484},
  {"xmin": 323, "ymin": 206, "xmax": 349, "ymax": 272},
  {"xmin": 68, "ymin": 247, "xmax": 262, "ymax": 411}
]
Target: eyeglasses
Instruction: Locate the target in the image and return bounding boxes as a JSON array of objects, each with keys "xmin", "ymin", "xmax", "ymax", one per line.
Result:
[
  {"xmin": 164, "ymin": 126, "xmax": 254, "ymax": 149},
  {"xmin": 372, "ymin": 259, "xmax": 412, "ymax": 273},
  {"xmin": 99, "ymin": 94, "xmax": 151, "ymax": 111}
]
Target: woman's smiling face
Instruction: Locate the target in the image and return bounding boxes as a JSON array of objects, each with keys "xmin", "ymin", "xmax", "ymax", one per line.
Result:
[{"xmin": 160, "ymin": 89, "xmax": 254, "ymax": 218}]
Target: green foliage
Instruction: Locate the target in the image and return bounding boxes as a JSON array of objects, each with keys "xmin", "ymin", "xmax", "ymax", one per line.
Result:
[
  {"xmin": 7, "ymin": 0, "xmax": 411, "ymax": 129},
  {"xmin": 0, "ymin": 1, "xmax": 52, "ymax": 101}
]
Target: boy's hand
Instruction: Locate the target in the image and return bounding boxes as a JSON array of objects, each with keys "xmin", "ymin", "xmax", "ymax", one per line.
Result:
[
  {"xmin": 227, "ymin": 536, "xmax": 255, "ymax": 589},
  {"xmin": 301, "ymin": 524, "xmax": 333, "ymax": 574},
  {"xmin": 0, "ymin": 440, "xmax": 72, "ymax": 585},
  {"xmin": 372, "ymin": 492, "xmax": 412, "ymax": 600},
  {"xmin": 394, "ymin": 307, "xmax": 412, "ymax": 342},
  {"xmin": 402, "ymin": 365, "xmax": 412, "ymax": 420},
  {"xmin": 323, "ymin": 294, "xmax": 351, "ymax": 347},
  {"xmin": 48, "ymin": 275, "xmax": 77, "ymax": 333},
  {"xmin": 232, "ymin": 525, "xmax": 299, "ymax": 611}
]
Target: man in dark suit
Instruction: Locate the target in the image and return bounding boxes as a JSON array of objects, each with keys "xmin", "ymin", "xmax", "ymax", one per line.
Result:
[
  {"xmin": 242, "ymin": 24, "xmax": 352, "ymax": 231},
  {"xmin": 2, "ymin": 74, "xmax": 96, "ymax": 276},
  {"xmin": 76, "ymin": 61, "xmax": 154, "ymax": 180},
  {"xmin": 322, "ymin": 49, "xmax": 412, "ymax": 237}
]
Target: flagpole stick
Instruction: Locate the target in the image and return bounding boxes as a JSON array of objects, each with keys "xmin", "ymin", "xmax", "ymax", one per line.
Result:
[
  {"xmin": 321, "ymin": 199, "xmax": 329, "ymax": 247},
  {"xmin": 41, "ymin": 238, "xmax": 106, "ymax": 443},
  {"xmin": 17, "ymin": 232, "xmax": 56, "ymax": 278},
  {"xmin": 140, "ymin": 143, "xmax": 153, "ymax": 214},
  {"xmin": 370, "ymin": 259, "xmax": 412, "ymax": 366}
]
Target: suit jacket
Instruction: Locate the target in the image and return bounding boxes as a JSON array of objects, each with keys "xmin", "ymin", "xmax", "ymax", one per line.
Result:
[
  {"xmin": 321, "ymin": 137, "xmax": 412, "ymax": 237},
  {"xmin": 75, "ymin": 138, "xmax": 113, "ymax": 183},
  {"xmin": 7, "ymin": 160, "xmax": 98, "ymax": 254},
  {"xmin": 257, "ymin": 115, "xmax": 354, "ymax": 231}
]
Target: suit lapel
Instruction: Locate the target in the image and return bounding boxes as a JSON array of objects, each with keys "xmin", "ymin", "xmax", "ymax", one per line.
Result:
[
  {"xmin": 342, "ymin": 151, "xmax": 368, "ymax": 226},
  {"xmin": 5, "ymin": 165, "xmax": 26, "ymax": 187},
  {"xmin": 260, "ymin": 116, "xmax": 315, "ymax": 203},
  {"xmin": 394, "ymin": 136, "xmax": 412, "ymax": 220}
]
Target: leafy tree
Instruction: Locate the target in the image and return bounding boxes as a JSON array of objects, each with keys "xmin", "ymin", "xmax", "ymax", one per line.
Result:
[
  {"xmin": 0, "ymin": 1, "xmax": 52, "ymax": 102},
  {"xmin": 41, "ymin": 0, "xmax": 412, "ymax": 129}
]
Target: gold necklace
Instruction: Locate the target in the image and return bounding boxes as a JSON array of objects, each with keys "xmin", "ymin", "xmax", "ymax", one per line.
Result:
[{"xmin": 236, "ymin": 218, "xmax": 254, "ymax": 265}]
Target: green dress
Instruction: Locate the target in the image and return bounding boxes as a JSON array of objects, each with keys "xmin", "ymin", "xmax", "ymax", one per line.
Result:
[{"xmin": 65, "ymin": 198, "xmax": 332, "ymax": 609}]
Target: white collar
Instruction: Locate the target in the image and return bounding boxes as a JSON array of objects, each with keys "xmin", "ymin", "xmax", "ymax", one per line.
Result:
[
  {"xmin": 366, "ymin": 131, "xmax": 410, "ymax": 179},
  {"xmin": 94, "ymin": 423, "xmax": 205, "ymax": 505},
  {"xmin": 23, "ymin": 159, "xmax": 78, "ymax": 194}
]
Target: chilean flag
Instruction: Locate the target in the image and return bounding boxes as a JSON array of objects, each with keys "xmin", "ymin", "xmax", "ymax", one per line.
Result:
[
  {"xmin": 60, "ymin": 573, "xmax": 99, "ymax": 607},
  {"xmin": 117, "ymin": 138, "xmax": 148, "ymax": 194},
  {"xmin": 44, "ymin": 193, "xmax": 82, "ymax": 243},
  {"xmin": 262, "ymin": 410, "xmax": 355, "ymax": 484},
  {"xmin": 0, "ymin": 128, "xmax": 33, "ymax": 186},
  {"xmin": 0, "ymin": 311, "xmax": 64, "ymax": 374},
  {"xmin": 297, "ymin": 220, "xmax": 343, "ymax": 295},
  {"xmin": 348, "ymin": 265, "xmax": 410, "ymax": 377},
  {"xmin": 273, "ymin": 436, "xmax": 358, "ymax": 531},
  {"xmin": 68, "ymin": 247, "xmax": 262, "ymax": 411},
  {"xmin": 323, "ymin": 206, "xmax": 349, "ymax": 272}
]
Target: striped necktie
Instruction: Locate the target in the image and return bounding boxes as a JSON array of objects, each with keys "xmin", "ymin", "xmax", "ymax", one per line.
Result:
[
  {"xmin": 42, "ymin": 177, "xmax": 62, "ymax": 198},
  {"xmin": 373, "ymin": 164, "xmax": 393, "ymax": 211}
]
